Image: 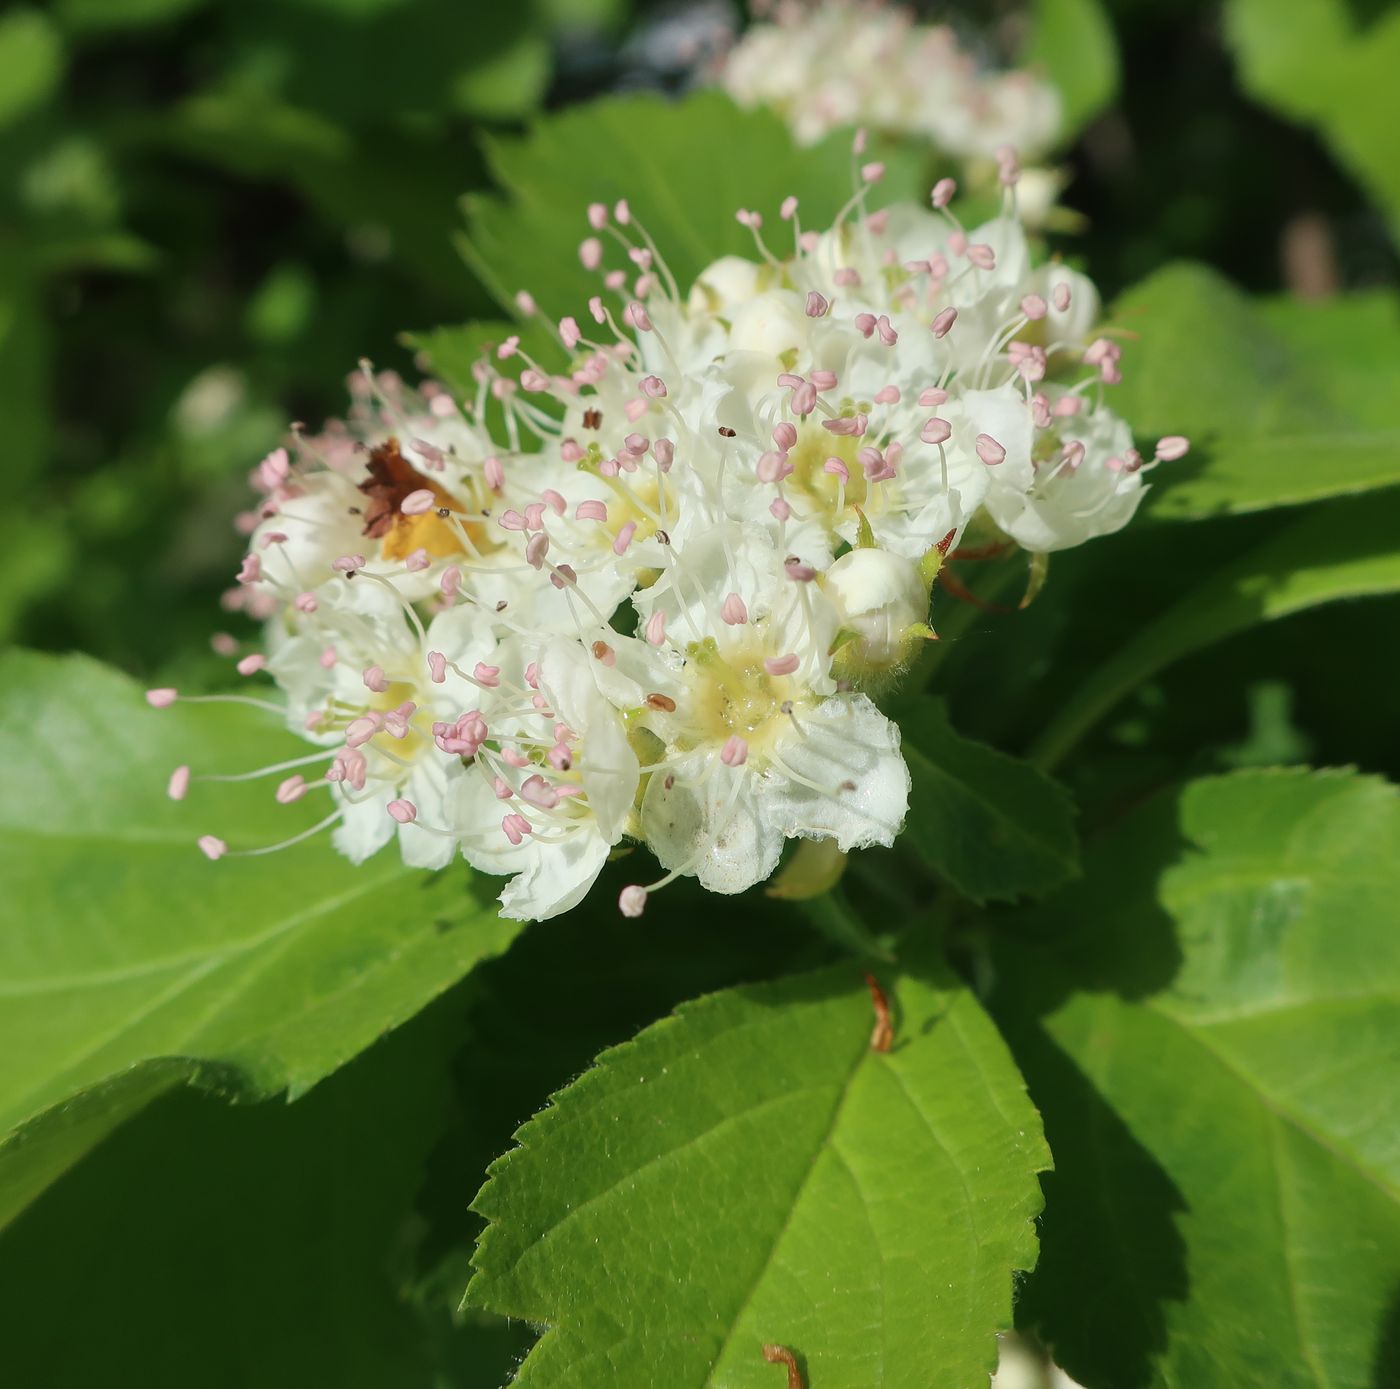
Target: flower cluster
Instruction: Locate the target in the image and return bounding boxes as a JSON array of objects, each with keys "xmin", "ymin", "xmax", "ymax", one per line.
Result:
[
  {"xmin": 719, "ymin": 0, "xmax": 1063, "ymax": 208},
  {"xmin": 158, "ymin": 156, "xmax": 1184, "ymax": 922}
]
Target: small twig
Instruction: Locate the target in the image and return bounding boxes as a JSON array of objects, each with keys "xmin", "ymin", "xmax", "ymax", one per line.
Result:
[
  {"xmin": 947, "ymin": 541, "xmax": 1011, "ymax": 562},
  {"xmin": 865, "ymin": 972, "xmax": 894, "ymax": 1052},
  {"xmin": 938, "ymin": 565, "xmax": 1015, "ymax": 613},
  {"xmin": 762, "ymin": 1343, "xmax": 805, "ymax": 1389}
]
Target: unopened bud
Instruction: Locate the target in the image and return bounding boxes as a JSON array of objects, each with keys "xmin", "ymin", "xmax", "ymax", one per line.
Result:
[{"xmin": 822, "ymin": 548, "xmax": 929, "ymax": 684}]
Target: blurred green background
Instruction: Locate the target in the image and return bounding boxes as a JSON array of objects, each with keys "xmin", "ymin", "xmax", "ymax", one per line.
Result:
[
  {"xmin": 3, "ymin": 0, "xmax": 1392, "ymax": 679},
  {"xmin": 0, "ymin": 0, "xmax": 629, "ymax": 674}
]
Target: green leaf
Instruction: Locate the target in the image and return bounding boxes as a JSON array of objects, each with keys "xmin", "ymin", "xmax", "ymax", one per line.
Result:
[
  {"xmin": 0, "ymin": 990, "xmax": 508, "ymax": 1388},
  {"xmin": 460, "ymin": 90, "xmax": 925, "ymax": 319},
  {"xmin": 1030, "ymin": 490, "xmax": 1400, "ymax": 769},
  {"xmin": 994, "ymin": 769, "xmax": 1400, "ymax": 1389},
  {"xmin": 903, "ymin": 698, "xmax": 1079, "ymax": 902},
  {"xmin": 467, "ymin": 947, "xmax": 1050, "ymax": 1388},
  {"xmin": 0, "ymin": 8, "xmax": 63, "ymax": 129},
  {"xmin": 1023, "ymin": 0, "xmax": 1119, "ymax": 137},
  {"xmin": 413, "ymin": 877, "xmax": 831, "ymax": 1319},
  {"xmin": 449, "ymin": 30, "xmax": 550, "ymax": 121},
  {"xmin": 406, "ymin": 319, "xmax": 524, "ymax": 396},
  {"xmin": 0, "ymin": 513, "xmax": 71, "ymax": 653},
  {"xmin": 405, "ymin": 318, "xmax": 549, "ymax": 448},
  {"xmin": 0, "ymin": 650, "xmax": 523, "ymax": 1226},
  {"xmin": 244, "ymin": 261, "xmax": 317, "ymax": 343},
  {"xmin": 1258, "ymin": 288, "xmax": 1400, "ymax": 429},
  {"xmin": 212, "ymin": 0, "xmax": 550, "ymax": 128},
  {"xmin": 795, "ymin": 886, "xmax": 897, "ymax": 960},
  {"xmin": 1112, "ymin": 263, "xmax": 1400, "ymax": 521},
  {"xmin": 1225, "ymin": 0, "xmax": 1400, "ymax": 240}
]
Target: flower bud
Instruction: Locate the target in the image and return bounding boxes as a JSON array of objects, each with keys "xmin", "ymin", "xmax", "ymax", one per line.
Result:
[
  {"xmin": 687, "ymin": 255, "xmax": 766, "ymax": 316},
  {"xmin": 822, "ymin": 548, "xmax": 930, "ymax": 683}
]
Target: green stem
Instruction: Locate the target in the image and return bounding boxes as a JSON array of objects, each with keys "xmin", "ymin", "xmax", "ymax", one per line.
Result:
[
  {"xmin": 1029, "ymin": 499, "xmax": 1400, "ymax": 772},
  {"xmin": 902, "ymin": 555, "xmax": 1027, "ymax": 702},
  {"xmin": 797, "ymin": 888, "xmax": 897, "ymax": 961}
]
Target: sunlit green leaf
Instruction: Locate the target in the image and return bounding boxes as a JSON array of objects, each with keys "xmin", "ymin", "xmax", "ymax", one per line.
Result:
[
  {"xmin": 1112, "ymin": 264, "xmax": 1400, "ymax": 521},
  {"xmin": 0, "ymin": 651, "xmax": 522, "ymax": 1226},
  {"xmin": 405, "ymin": 319, "xmax": 524, "ymax": 396},
  {"xmin": 461, "ymin": 90, "xmax": 926, "ymax": 319},
  {"xmin": 468, "ymin": 946, "xmax": 1050, "ymax": 1388},
  {"xmin": 995, "ymin": 769, "xmax": 1400, "ymax": 1389}
]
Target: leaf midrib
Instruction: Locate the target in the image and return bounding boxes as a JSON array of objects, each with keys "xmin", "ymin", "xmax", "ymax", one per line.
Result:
[
  {"xmin": 1266, "ymin": 1110, "xmax": 1333, "ymax": 1389},
  {"xmin": 1146, "ymin": 995, "xmax": 1400, "ymax": 1203},
  {"xmin": 0, "ymin": 864, "xmax": 407, "ymax": 1129},
  {"xmin": 700, "ymin": 1034, "xmax": 870, "ymax": 1387},
  {"xmin": 0, "ymin": 862, "xmax": 406, "ymax": 997}
]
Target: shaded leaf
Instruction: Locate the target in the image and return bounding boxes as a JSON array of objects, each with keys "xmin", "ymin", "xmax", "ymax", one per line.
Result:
[
  {"xmin": 450, "ymin": 29, "xmax": 551, "ymax": 121},
  {"xmin": 903, "ymin": 697, "xmax": 1079, "ymax": 902},
  {"xmin": 468, "ymin": 946, "xmax": 1050, "ymax": 1388},
  {"xmin": 215, "ymin": 0, "xmax": 550, "ymax": 127},
  {"xmin": 1032, "ymin": 490, "xmax": 1400, "ymax": 769},
  {"xmin": 160, "ymin": 89, "xmax": 485, "ymax": 310},
  {"xmin": 0, "ymin": 263, "xmax": 52, "ymax": 488},
  {"xmin": 0, "ymin": 651, "xmax": 522, "ymax": 1226},
  {"xmin": 995, "ymin": 769, "xmax": 1400, "ymax": 1389},
  {"xmin": 55, "ymin": 0, "xmax": 209, "ymax": 33},
  {"xmin": 0, "ymin": 990, "xmax": 508, "ymax": 1387}
]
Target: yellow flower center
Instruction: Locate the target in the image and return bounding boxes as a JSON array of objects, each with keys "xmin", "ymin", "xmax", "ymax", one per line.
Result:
[{"xmin": 678, "ymin": 638, "xmax": 804, "ymax": 759}]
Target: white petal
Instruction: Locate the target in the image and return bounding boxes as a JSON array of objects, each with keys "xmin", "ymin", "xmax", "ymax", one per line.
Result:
[
  {"xmin": 397, "ymin": 762, "xmax": 458, "ymax": 870},
  {"xmin": 331, "ymin": 788, "xmax": 396, "ymax": 863},
  {"xmin": 252, "ymin": 472, "xmax": 363, "ymax": 593},
  {"xmin": 640, "ymin": 760, "xmax": 784, "ymax": 895},
  {"xmin": 946, "ymin": 384, "xmax": 1035, "ymax": 493},
  {"xmin": 579, "ymin": 714, "xmax": 639, "ymax": 843},
  {"xmin": 423, "ymin": 605, "xmax": 499, "ymax": 668},
  {"xmin": 497, "ymin": 828, "xmax": 611, "ymax": 922},
  {"xmin": 538, "ymin": 635, "xmax": 641, "ymax": 728},
  {"xmin": 766, "ymin": 695, "xmax": 910, "ymax": 850}
]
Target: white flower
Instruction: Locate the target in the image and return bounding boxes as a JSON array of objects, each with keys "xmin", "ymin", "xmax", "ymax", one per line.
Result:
[
  {"xmin": 719, "ymin": 1, "xmax": 1062, "ymax": 165},
  {"xmin": 991, "ymin": 1332, "xmax": 1090, "ymax": 1389},
  {"xmin": 264, "ymin": 582, "xmax": 496, "ymax": 870},
  {"xmin": 448, "ymin": 635, "xmax": 640, "ymax": 921},
  {"xmin": 240, "ymin": 366, "xmax": 634, "ymax": 637},
  {"xmin": 612, "ymin": 527, "xmax": 910, "ymax": 906},
  {"xmin": 501, "ymin": 182, "xmax": 1158, "ymax": 576},
  {"xmin": 822, "ymin": 545, "xmax": 931, "ymax": 680},
  {"xmin": 178, "ymin": 168, "xmax": 1185, "ymax": 924}
]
